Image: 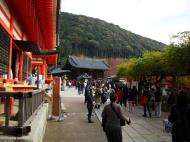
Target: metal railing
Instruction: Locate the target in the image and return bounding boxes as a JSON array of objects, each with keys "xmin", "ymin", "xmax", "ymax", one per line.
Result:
[{"xmin": 0, "ymin": 90, "xmax": 45, "ymax": 136}]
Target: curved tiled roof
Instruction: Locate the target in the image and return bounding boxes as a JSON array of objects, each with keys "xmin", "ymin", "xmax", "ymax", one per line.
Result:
[{"xmin": 68, "ymin": 56, "xmax": 109, "ymax": 70}]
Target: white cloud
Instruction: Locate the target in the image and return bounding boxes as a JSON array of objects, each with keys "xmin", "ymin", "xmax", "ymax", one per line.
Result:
[{"xmin": 61, "ymin": 0, "xmax": 190, "ymax": 44}]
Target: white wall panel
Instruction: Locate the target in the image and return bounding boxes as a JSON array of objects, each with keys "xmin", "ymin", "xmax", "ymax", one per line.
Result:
[
  {"xmin": 0, "ymin": 10, "xmax": 10, "ymax": 28},
  {"xmin": 13, "ymin": 29, "xmax": 21, "ymax": 40},
  {"xmin": 13, "ymin": 20, "xmax": 22, "ymax": 37},
  {"xmin": 0, "ymin": 0, "xmax": 10, "ymax": 19}
]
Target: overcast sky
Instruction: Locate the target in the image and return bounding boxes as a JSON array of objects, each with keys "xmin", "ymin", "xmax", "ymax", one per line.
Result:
[{"xmin": 61, "ymin": 0, "xmax": 190, "ymax": 44}]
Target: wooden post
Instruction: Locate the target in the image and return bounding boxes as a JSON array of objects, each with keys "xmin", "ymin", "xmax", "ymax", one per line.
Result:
[
  {"xmin": 52, "ymin": 77, "xmax": 61, "ymax": 116},
  {"xmin": 18, "ymin": 93, "xmax": 24, "ymax": 127},
  {"xmin": 5, "ymin": 96, "xmax": 10, "ymax": 127},
  {"xmin": 37, "ymin": 68, "xmax": 39, "ymax": 89}
]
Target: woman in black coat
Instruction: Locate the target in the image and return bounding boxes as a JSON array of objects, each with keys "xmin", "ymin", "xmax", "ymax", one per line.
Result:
[{"xmin": 168, "ymin": 90, "xmax": 190, "ymax": 142}]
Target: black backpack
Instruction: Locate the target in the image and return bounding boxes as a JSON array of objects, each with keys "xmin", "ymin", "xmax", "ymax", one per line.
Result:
[{"xmin": 101, "ymin": 91, "xmax": 107, "ymax": 103}]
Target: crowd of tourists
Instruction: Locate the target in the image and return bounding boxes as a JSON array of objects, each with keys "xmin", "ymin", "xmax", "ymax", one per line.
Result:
[
  {"xmin": 74, "ymin": 79, "xmax": 190, "ymax": 142},
  {"xmin": 82, "ymin": 79, "xmax": 131, "ymax": 142},
  {"xmin": 77, "ymin": 79, "xmax": 169, "ymax": 118}
]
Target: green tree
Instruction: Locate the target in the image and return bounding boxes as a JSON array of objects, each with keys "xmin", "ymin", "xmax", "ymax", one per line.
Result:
[{"xmin": 116, "ymin": 32, "xmax": 190, "ymax": 87}]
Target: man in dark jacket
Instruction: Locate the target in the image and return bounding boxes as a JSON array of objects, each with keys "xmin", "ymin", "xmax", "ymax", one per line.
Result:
[
  {"xmin": 86, "ymin": 86, "xmax": 94, "ymax": 123},
  {"xmin": 84, "ymin": 82, "xmax": 91, "ymax": 103}
]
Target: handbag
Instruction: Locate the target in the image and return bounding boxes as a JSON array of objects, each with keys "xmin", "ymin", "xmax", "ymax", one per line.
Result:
[
  {"xmin": 139, "ymin": 95, "xmax": 148, "ymax": 106},
  {"xmin": 163, "ymin": 119, "xmax": 173, "ymax": 133},
  {"xmin": 120, "ymin": 118, "xmax": 126, "ymax": 126},
  {"xmin": 110, "ymin": 103, "xmax": 126, "ymax": 126}
]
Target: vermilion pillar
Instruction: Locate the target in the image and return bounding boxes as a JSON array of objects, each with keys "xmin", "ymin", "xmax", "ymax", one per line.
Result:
[{"xmin": 52, "ymin": 77, "xmax": 61, "ymax": 116}]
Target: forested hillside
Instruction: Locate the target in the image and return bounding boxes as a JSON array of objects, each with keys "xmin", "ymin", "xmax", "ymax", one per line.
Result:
[{"xmin": 58, "ymin": 12, "xmax": 166, "ymax": 61}]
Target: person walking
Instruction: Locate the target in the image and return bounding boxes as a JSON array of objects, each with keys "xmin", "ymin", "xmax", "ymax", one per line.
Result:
[
  {"xmin": 78, "ymin": 81, "xmax": 82, "ymax": 95},
  {"xmin": 116, "ymin": 86, "xmax": 124, "ymax": 106},
  {"xmin": 102, "ymin": 94, "xmax": 131, "ymax": 142},
  {"xmin": 81, "ymin": 81, "xmax": 84, "ymax": 94},
  {"xmin": 128, "ymin": 86, "xmax": 137, "ymax": 113},
  {"xmin": 83, "ymin": 81, "xmax": 87, "ymax": 93},
  {"xmin": 154, "ymin": 86, "xmax": 162, "ymax": 117},
  {"xmin": 86, "ymin": 86, "xmax": 95, "ymax": 123},
  {"xmin": 168, "ymin": 89, "xmax": 190, "ymax": 142},
  {"xmin": 150, "ymin": 87, "xmax": 156, "ymax": 111},
  {"xmin": 107, "ymin": 84, "xmax": 115, "ymax": 97},
  {"xmin": 122, "ymin": 84, "xmax": 128, "ymax": 107},
  {"xmin": 84, "ymin": 82, "xmax": 91, "ymax": 103},
  {"xmin": 142, "ymin": 86, "xmax": 152, "ymax": 117},
  {"xmin": 167, "ymin": 87, "xmax": 177, "ymax": 110},
  {"xmin": 101, "ymin": 86, "xmax": 108, "ymax": 104},
  {"xmin": 94, "ymin": 85, "xmax": 101, "ymax": 109}
]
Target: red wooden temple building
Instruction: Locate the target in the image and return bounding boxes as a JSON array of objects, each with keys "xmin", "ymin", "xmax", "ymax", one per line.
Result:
[
  {"xmin": 0, "ymin": 0, "xmax": 60, "ymax": 137},
  {"xmin": 0, "ymin": 0, "xmax": 60, "ymax": 85}
]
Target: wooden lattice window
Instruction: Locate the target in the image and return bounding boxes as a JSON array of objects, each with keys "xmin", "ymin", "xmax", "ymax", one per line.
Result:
[{"xmin": 0, "ymin": 25, "xmax": 10, "ymax": 76}]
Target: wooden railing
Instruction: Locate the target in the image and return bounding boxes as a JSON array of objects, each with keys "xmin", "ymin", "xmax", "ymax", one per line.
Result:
[{"xmin": 0, "ymin": 90, "xmax": 45, "ymax": 136}]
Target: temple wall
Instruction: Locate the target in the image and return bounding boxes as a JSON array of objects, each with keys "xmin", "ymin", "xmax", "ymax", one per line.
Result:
[{"xmin": 0, "ymin": 0, "xmax": 24, "ymax": 40}]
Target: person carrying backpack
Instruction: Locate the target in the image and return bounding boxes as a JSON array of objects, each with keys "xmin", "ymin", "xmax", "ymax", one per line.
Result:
[{"xmin": 168, "ymin": 90, "xmax": 190, "ymax": 142}]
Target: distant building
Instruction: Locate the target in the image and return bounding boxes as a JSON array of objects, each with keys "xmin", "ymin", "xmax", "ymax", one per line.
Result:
[{"xmin": 65, "ymin": 56, "xmax": 110, "ymax": 79}]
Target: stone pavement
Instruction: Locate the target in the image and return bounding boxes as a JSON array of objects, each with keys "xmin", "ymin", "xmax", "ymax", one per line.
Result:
[
  {"xmin": 95, "ymin": 104, "xmax": 172, "ymax": 142},
  {"xmin": 44, "ymin": 86, "xmax": 172, "ymax": 142},
  {"xmin": 43, "ymin": 86, "xmax": 107, "ymax": 142}
]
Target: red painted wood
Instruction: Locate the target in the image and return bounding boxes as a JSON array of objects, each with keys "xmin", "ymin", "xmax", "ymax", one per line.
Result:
[
  {"xmin": 0, "ymin": 17, "xmax": 12, "ymax": 37},
  {"xmin": 5, "ymin": 0, "xmax": 55, "ymax": 50},
  {"xmin": 1, "ymin": 0, "xmax": 57, "ymax": 68}
]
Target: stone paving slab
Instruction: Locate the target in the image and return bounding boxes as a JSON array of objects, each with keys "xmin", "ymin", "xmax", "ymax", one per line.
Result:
[
  {"xmin": 53, "ymin": 87, "xmax": 172, "ymax": 142},
  {"xmin": 122, "ymin": 131, "xmax": 134, "ymax": 142},
  {"xmin": 123, "ymin": 126, "xmax": 142, "ymax": 138},
  {"xmin": 133, "ymin": 137, "xmax": 149, "ymax": 142},
  {"xmin": 94, "ymin": 101, "xmax": 172, "ymax": 142},
  {"xmin": 43, "ymin": 96, "xmax": 107, "ymax": 142}
]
